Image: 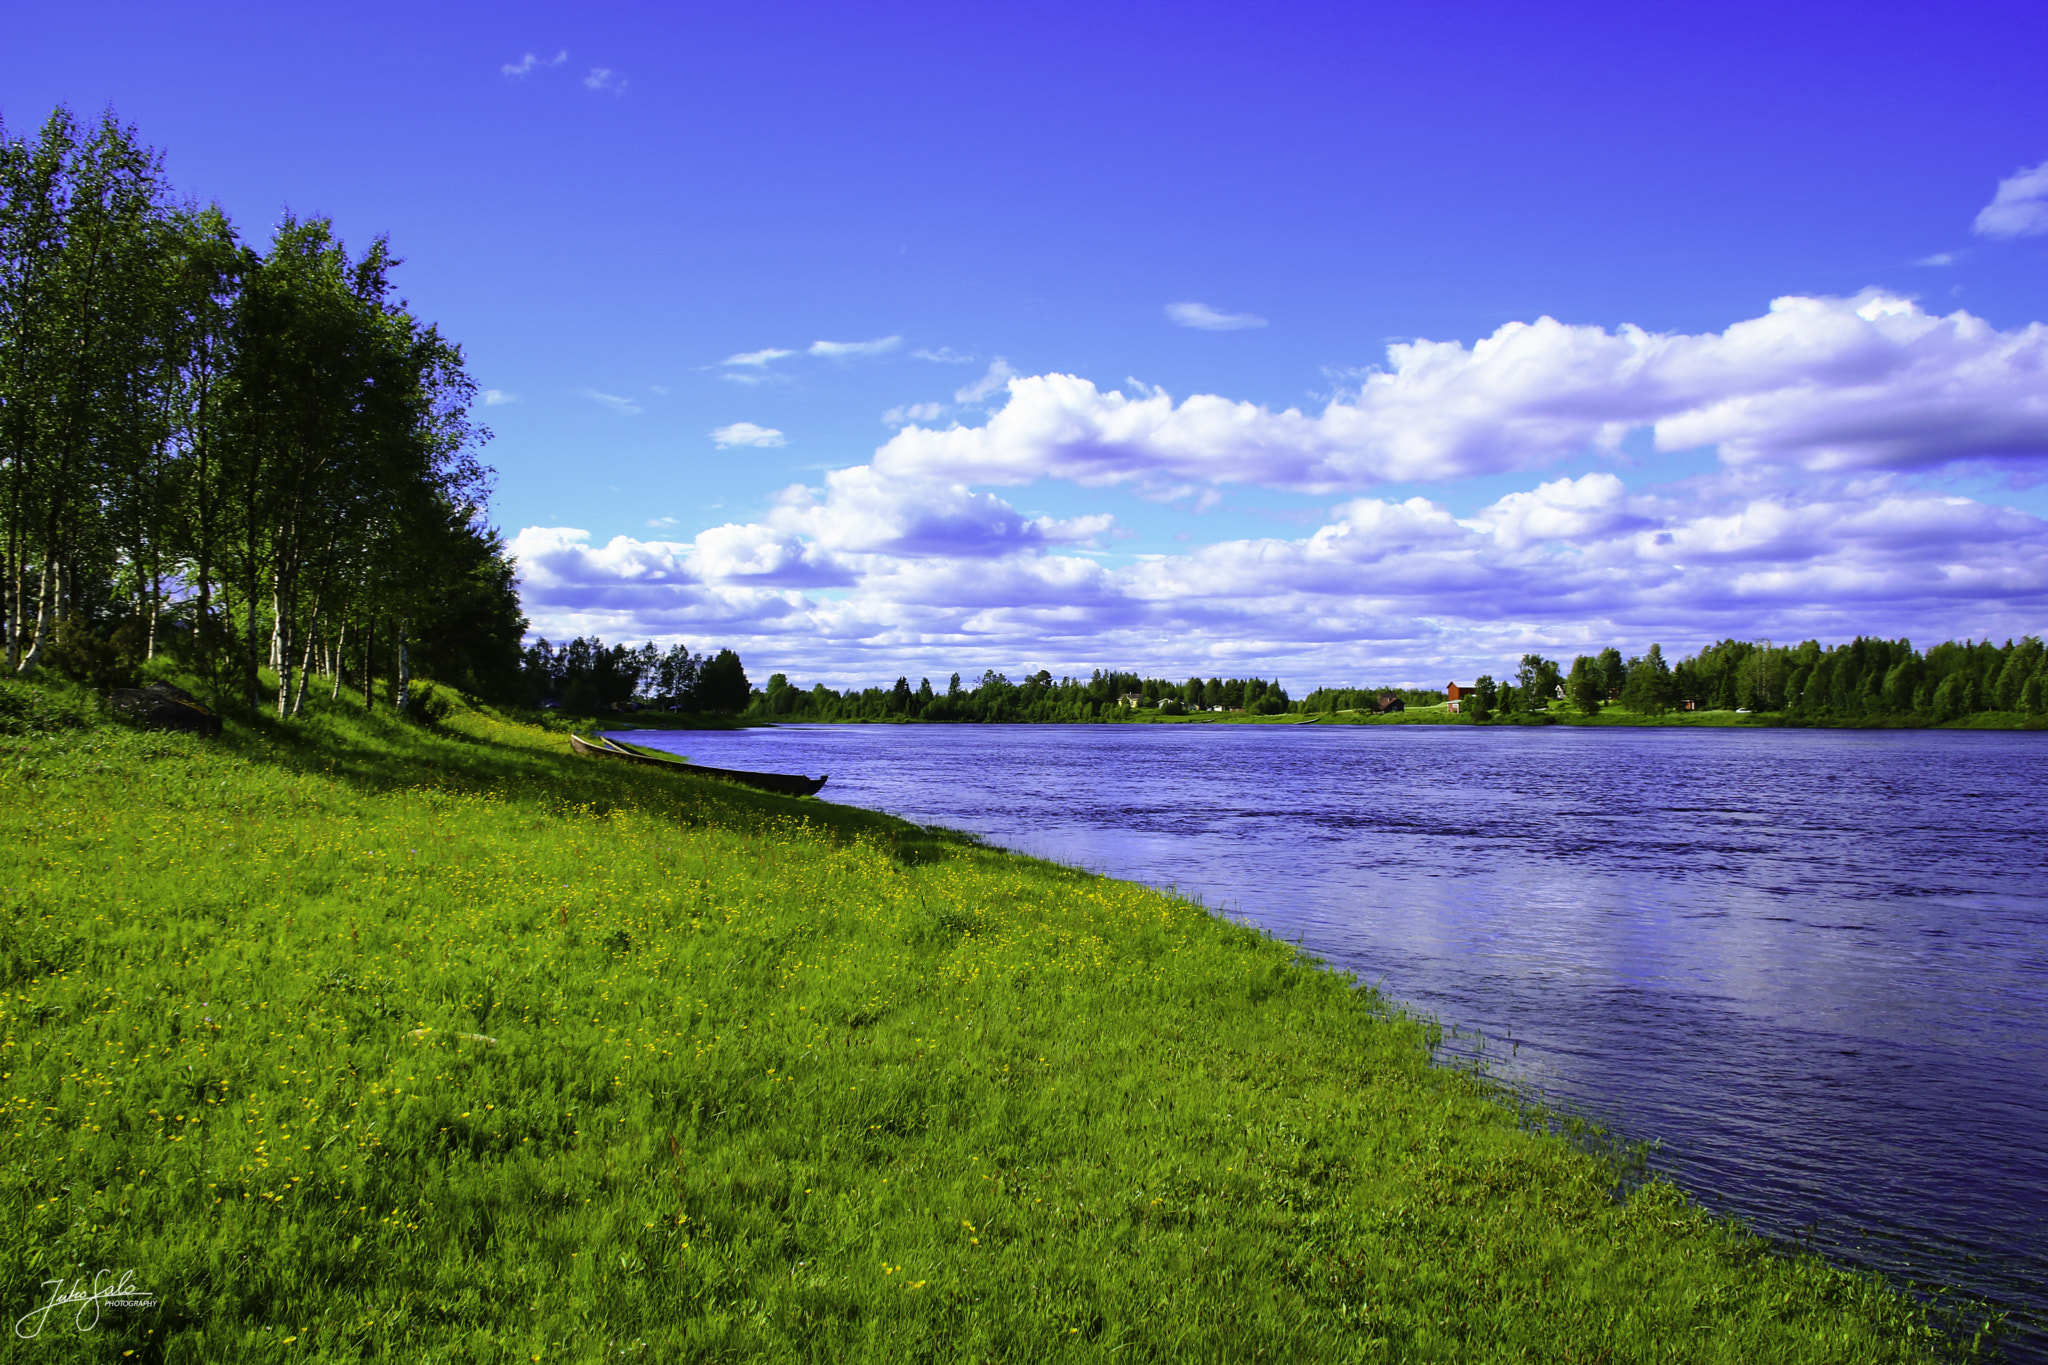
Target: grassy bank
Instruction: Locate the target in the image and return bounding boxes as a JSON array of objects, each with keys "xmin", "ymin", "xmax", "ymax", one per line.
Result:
[{"xmin": 0, "ymin": 679, "xmax": 1991, "ymax": 1361}]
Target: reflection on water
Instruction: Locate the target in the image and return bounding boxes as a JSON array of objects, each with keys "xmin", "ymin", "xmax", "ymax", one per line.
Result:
[{"xmin": 618, "ymin": 721, "xmax": 2048, "ymax": 1352}]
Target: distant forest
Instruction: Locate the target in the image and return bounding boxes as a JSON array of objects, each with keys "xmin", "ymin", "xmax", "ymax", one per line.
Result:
[
  {"xmin": 1, "ymin": 107, "xmax": 524, "ymax": 713},
  {"xmin": 516, "ymin": 640, "xmax": 1292, "ymax": 720},
  {"xmin": 528, "ymin": 632, "xmax": 2048, "ymax": 726},
  {"xmin": 1449, "ymin": 635, "xmax": 2047, "ymax": 722},
  {"xmin": 754, "ymin": 669, "xmax": 1294, "ymax": 721}
]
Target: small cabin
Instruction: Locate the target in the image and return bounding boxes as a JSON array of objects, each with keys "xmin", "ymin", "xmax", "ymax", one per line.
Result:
[
  {"xmin": 1445, "ymin": 681, "xmax": 1476, "ymax": 714},
  {"xmin": 1117, "ymin": 692, "xmax": 1144, "ymax": 709},
  {"xmin": 1375, "ymin": 694, "xmax": 1405, "ymax": 714}
]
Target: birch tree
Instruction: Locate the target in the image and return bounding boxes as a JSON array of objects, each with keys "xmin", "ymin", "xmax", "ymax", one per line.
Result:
[{"xmin": 1, "ymin": 104, "xmax": 513, "ymax": 712}]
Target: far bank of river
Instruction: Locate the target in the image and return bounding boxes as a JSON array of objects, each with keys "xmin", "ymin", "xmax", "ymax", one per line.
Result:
[
  {"xmin": 616, "ymin": 719, "xmax": 2048, "ymax": 1358},
  {"xmin": 606, "ymin": 704, "xmax": 2048, "ymax": 732}
]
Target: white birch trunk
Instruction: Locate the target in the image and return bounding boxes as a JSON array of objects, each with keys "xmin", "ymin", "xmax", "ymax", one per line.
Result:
[
  {"xmin": 330, "ymin": 622, "xmax": 348, "ymax": 701},
  {"xmin": 289, "ymin": 611, "xmax": 320, "ymax": 717},
  {"xmin": 15, "ymin": 553, "xmax": 55, "ymax": 673},
  {"xmin": 275, "ymin": 602, "xmax": 294, "ymax": 720},
  {"xmin": 395, "ymin": 618, "xmax": 410, "ymax": 714}
]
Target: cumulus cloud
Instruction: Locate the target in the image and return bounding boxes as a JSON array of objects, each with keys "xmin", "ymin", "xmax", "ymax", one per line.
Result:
[
  {"xmin": 710, "ymin": 422, "xmax": 786, "ymax": 448},
  {"xmin": 691, "ymin": 524, "xmax": 851, "ymax": 586},
  {"xmin": 765, "ymin": 466, "xmax": 1115, "ymax": 558},
  {"xmin": 1458, "ymin": 471, "xmax": 1657, "ymax": 551},
  {"xmin": 1974, "ymin": 160, "xmax": 2048, "ymax": 239},
  {"xmin": 583, "ymin": 67, "xmax": 628, "ymax": 94},
  {"xmin": 883, "ymin": 402, "xmax": 946, "ymax": 426},
  {"xmin": 874, "ymin": 292, "xmax": 2048, "ymax": 492},
  {"xmin": 516, "ymin": 292, "xmax": 2048, "ymax": 685},
  {"xmin": 1167, "ymin": 301, "xmax": 1267, "ymax": 331},
  {"xmin": 502, "ymin": 51, "xmax": 567, "ymax": 77},
  {"xmin": 580, "ymin": 389, "xmax": 643, "ymax": 416},
  {"xmin": 809, "ymin": 336, "xmax": 902, "ymax": 359},
  {"xmin": 481, "ymin": 389, "xmax": 518, "ymax": 406},
  {"xmin": 513, "ymin": 463, "xmax": 2048, "ymax": 687}
]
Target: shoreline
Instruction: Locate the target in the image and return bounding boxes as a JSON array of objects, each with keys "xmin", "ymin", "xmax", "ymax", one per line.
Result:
[{"xmin": 602, "ymin": 706, "xmax": 2048, "ymax": 732}]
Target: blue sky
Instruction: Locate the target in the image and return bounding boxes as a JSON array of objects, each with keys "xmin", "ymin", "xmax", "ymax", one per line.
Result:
[{"xmin": 10, "ymin": 1, "xmax": 2048, "ymax": 686}]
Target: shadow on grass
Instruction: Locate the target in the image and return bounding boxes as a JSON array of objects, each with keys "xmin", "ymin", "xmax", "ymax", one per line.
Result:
[{"xmin": 148, "ymin": 675, "xmax": 983, "ymax": 868}]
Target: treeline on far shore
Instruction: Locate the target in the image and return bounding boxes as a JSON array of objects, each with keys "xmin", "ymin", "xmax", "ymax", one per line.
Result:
[
  {"xmin": 523, "ymin": 632, "xmax": 2048, "ymax": 729},
  {"xmin": 756, "ymin": 669, "xmax": 1293, "ymax": 721},
  {"xmin": 769, "ymin": 634, "xmax": 2046, "ymax": 725},
  {"xmin": 1447, "ymin": 635, "xmax": 2048, "ymax": 723},
  {"xmin": 516, "ymin": 641, "xmax": 1298, "ymax": 721}
]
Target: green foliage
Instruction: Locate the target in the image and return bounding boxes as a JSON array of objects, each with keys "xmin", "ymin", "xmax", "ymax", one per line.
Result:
[
  {"xmin": 750, "ymin": 668, "xmax": 1293, "ymax": 723},
  {"xmin": 1292, "ymin": 683, "xmax": 1439, "ymax": 716},
  {"xmin": 523, "ymin": 638, "xmax": 727, "ymax": 713},
  {"xmin": 697, "ymin": 647, "xmax": 751, "ymax": 713},
  {"xmin": 1515, "ymin": 653, "xmax": 1563, "ymax": 711},
  {"xmin": 1466, "ymin": 675, "xmax": 1496, "ymax": 722},
  {"xmin": 1328, "ymin": 633, "xmax": 2048, "ymax": 729},
  {"xmin": 0, "ymin": 677, "xmax": 95, "ymax": 735},
  {"xmin": 1565, "ymin": 655, "xmax": 1604, "ymax": 715},
  {"xmin": 1621, "ymin": 644, "xmax": 1676, "ymax": 715},
  {"xmin": 43, "ymin": 616, "xmax": 134, "ymax": 690},
  {"xmin": 0, "ymin": 105, "xmax": 520, "ymax": 716},
  {"xmin": 0, "ymin": 685, "xmax": 1980, "ymax": 1359}
]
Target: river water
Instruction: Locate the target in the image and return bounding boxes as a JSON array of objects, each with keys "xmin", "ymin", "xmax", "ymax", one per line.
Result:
[{"xmin": 617, "ymin": 721, "xmax": 2048, "ymax": 1352}]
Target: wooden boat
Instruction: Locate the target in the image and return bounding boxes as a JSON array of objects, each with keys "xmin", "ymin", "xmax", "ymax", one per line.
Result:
[{"xmin": 569, "ymin": 732, "xmax": 828, "ymax": 797}]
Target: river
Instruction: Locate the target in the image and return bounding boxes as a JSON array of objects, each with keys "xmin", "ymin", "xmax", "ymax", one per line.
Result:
[{"xmin": 615, "ymin": 720, "xmax": 2048, "ymax": 1353}]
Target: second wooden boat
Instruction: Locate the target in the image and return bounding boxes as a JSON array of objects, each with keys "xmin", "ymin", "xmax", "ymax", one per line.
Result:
[{"xmin": 569, "ymin": 732, "xmax": 828, "ymax": 797}]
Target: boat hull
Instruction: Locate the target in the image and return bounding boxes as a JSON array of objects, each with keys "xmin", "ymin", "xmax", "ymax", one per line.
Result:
[{"xmin": 569, "ymin": 732, "xmax": 827, "ymax": 797}]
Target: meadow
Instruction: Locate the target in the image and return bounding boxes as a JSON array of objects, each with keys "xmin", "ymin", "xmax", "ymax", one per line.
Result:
[{"xmin": 0, "ymin": 678, "xmax": 1994, "ymax": 1361}]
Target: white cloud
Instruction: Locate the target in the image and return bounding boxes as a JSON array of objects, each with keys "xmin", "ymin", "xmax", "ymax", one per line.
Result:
[
  {"xmin": 722, "ymin": 347, "xmax": 795, "ymax": 368},
  {"xmin": 481, "ymin": 389, "xmax": 518, "ymax": 406},
  {"xmin": 1166, "ymin": 301, "xmax": 1268, "ymax": 331},
  {"xmin": 580, "ymin": 389, "xmax": 643, "ymax": 416},
  {"xmin": 1973, "ymin": 160, "xmax": 2048, "ymax": 239},
  {"xmin": 514, "ymin": 292, "xmax": 2048, "ymax": 687},
  {"xmin": 872, "ymin": 292, "xmax": 2048, "ymax": 493},
  {"xmin": 711, "ymin": 422, "xmax": 786, "ymax": 448},
  {"xmin": 512, "ymin": 468, "xmax": 2048, "ymax": 686},
  {"xmin": 809, "ymin": 336, "xmax": 902, "ymax": 359},
  {"xmin": 647, "ymin": 516, "xmax": 679, "ymax": 529},
  {"xmin": 912, "ymin": 347, "xmax": 975, "ymax": 363},
  {"xmin": 765, "ymin": 465, "xmax": 1115, "ymax": 558},
  {"xmin": 691, "ymin": 524, "xmax": 850, "ymax": 585},
  {"xmin": 954, "ymin": 358, "xmax": 1017, "ymax": 404},
  {"xmin": 1456, "ymin": 472, "xmax": 1655, "ymax": 551},
  {"xmin": 883, "ymin": 402, "xmax": 946, "ymax": 426},
  {"xmin": 502, "ymin": 51, "xmax": 567, "ymax": 77},
  {"xmin": 583, "ymin": 67, "xmax": 628, "ymax": 94},
  {"xmin": 1916, "ymin": 252, "xmax": 1959, "ymax": 267}
]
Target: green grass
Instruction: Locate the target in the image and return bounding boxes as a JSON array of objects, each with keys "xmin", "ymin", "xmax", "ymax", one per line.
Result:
[{"xmin": 0, "ymin": 677, "xmax": 1995, "ymax": 1361}]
